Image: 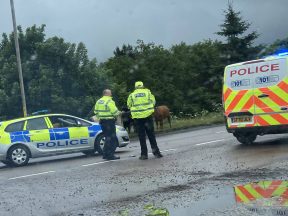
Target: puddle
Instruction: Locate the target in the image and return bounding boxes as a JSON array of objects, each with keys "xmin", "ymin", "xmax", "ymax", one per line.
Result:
[
  {"xmin": 234, "ymin": 180, "xmax": 288, "ymax": 216},
  {"xmin": 169, "ymin": 186, "xmax": 235, "ymax": 215}
]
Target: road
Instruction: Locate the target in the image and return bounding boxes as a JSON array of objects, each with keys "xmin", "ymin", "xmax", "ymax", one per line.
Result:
[{"xmin": 1, "ymin": 125, "xmax": 288, "ymax": 216}]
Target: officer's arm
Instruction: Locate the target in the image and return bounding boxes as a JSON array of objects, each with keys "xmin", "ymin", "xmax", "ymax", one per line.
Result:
[
  {"xmin": 94, "ymin": 103, "xmax": 99, "ymax": 118},
  {"xmin": 108, "ymin": 101, "xmax": 120, "ymax": 117},
  {"xmin": 127, "ymin": 95, "xmax": 132, "ymax": 109}
]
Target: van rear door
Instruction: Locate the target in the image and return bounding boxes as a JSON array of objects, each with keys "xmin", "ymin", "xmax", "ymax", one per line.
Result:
[
  {"xmin": 224, "ymin": 62, "xmax": 256, "ymax": 127},
  {"xmin": 253, "ymin": 57, "xmax": 288, "ymax": 126}
]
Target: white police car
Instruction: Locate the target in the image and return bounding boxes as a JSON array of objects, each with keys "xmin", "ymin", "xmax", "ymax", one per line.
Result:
[{"xmin": 0, "ymin": 114, "xmax": 129, "ymax": 166}]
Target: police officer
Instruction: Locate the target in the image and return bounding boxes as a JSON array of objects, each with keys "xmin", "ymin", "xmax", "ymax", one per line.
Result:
[
  {"xmin": 94, "ymin": 89, "xmax": 120, "ymax": 160},
  {"xmin": 127, "ymin": 81, "xmax": 163, "ymax": 160}
]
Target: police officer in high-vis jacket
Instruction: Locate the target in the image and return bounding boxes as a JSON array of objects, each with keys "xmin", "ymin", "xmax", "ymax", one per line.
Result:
[
  {"xmin": 94, "ymin": 89, "xmax": 121, "ymax": 160},
  {"xmin": 127, "ymin": 81, "xmax": 163, "ymax": 160}
]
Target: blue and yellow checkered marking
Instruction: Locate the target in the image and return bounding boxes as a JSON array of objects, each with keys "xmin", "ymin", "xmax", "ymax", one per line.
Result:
[
  {"xmin": 49, "ymin": 128, "xmax": 70, "ymax": 140},
  {"xmin": 88, "ymin": 125, "xmax": 102, "ymax": 137},
  {"xmin": 4, "ymin": 124, "xmax": 102, "ymax": 145},
  {"xmin": 10, "ymin": 131, "xmax": 30, "ymax": 143}
]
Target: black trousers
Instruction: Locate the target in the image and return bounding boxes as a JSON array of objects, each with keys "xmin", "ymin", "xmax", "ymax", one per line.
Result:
[
  {"xmin": 134, "ymin": 115, "xmax": 160, "ymax": 156},
  {"xmin": 100, "ymin": 119, "xmax": 117, "ymax": 158}
]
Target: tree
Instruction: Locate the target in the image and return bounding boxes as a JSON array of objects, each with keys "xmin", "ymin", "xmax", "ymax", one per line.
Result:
[
  {"xmin": 0, "ymin": 25, "xmax": 111, "ymax": 119},
  {"xmin": 217, "ymin": 2, "xmax": 261, "ymax": 64},
  {"xmin": 105, "ymin": 40, "xmax": 224, "ymax": 115}
]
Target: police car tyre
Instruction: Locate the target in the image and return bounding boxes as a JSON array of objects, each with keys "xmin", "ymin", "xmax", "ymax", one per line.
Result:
[
  {"xmin": 1, "ymin": 160, "xmax": 12, "ymax": 166},
  {"xmin": 7, "ymin": 145, "xmax": 30, "ymax": 167},
  {"xmin": 234, "ymin": 133, "xmax": 257, "ymax": 145},
  {"xmin": 82, "ymin": 150, "xmax": 96, "ymax": 156},
  {"xmin": 95, "ymin": 134, "xmax": 104, "ymax": 155}
]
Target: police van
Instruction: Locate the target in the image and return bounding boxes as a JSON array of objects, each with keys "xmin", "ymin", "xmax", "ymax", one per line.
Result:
[
  {"xmin": 223, "ymin": 53, "xmax": 288, "ymax": 144},
  {"xmin": 0, "ymin": 114, "xmax": 129, "ymax": 166}
]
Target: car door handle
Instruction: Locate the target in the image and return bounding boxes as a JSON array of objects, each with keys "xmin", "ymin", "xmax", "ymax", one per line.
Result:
[{"xmin": 258, "ymin": 94, "xmax": 269, "ymax": 98}]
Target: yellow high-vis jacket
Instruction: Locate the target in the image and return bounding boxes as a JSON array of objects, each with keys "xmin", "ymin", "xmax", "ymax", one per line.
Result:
[{"xmin": 127, "ymin": 88, "xmax": 155, "ymax": 119}]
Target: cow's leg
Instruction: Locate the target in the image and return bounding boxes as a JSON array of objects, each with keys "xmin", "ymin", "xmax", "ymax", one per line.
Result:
[
  {"xmin": 155, "ymin": 120, "xmax": 159, "ymax": 130},
  {"xmin": 160, "ymin": 120, "xmax": 163, "ymax": 130},
  {"xmin": 168, "ymin": 116, "xmax": 172, "ymax": 128}
]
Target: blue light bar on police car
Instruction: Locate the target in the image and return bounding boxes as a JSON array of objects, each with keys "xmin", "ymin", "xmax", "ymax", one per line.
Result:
[{"xmin": 32, "ymin": 109, "xmax": 49, "ymax": 115}]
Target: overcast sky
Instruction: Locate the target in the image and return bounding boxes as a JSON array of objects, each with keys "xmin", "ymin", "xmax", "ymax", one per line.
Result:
[{"xmin": 1, "ymin": 0, "xmax": 287, "ymax": 62}]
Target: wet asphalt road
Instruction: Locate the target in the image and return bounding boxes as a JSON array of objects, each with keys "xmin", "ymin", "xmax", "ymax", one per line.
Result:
[{"xmin": 1, "ymin": 125, "xmax": 288, "ymax": 215}]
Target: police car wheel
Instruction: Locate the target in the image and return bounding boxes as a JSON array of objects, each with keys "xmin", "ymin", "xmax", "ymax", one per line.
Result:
[
  {"xmin": 1, "ymin": 160, "xmax": 12, "ymax": 166},
  {"xmin": 82, "ymin": 150, "xmax": 96, "ymax": 156},
  {"xmin": 7, "ymin": 145, "xmax": 30, "ymax": 167},
  {"xmin": 94, "ymin": 134, "xmax": 104, "ymax": 155}
]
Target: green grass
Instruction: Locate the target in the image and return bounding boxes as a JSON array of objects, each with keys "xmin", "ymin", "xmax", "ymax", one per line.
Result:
[
  {"xmin": 155, "ymin": 112, "xmax": 224, "ymax": 133},
  {"xmin": 129, "ymin": 112, "xmax": 224, "ymax": 138}
]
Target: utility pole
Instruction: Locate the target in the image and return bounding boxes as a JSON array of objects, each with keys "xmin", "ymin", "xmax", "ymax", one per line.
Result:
[{"xmin": 10, "ymin": 0, "xmax": 27, "ymax": 117}]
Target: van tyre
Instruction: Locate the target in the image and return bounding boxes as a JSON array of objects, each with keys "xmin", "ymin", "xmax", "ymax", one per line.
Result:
[
  {"xmin": 234, "ymin": 133, "xmax": 257, "ymax": 145},
  {"xmin": 7, "ymin": 145, "xmax": 30, "ymax": 167}
]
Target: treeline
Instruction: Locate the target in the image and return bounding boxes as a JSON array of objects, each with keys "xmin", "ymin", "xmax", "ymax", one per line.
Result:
[{"xmin": 0, "ymin": 4, "xmax": 287, "ymax": 119}]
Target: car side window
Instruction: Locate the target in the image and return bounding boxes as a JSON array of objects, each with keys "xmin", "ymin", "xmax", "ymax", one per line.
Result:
[
  {"xmin": 26, "ymin": 118, "xmax": 48, "ymax": 130},
  {"xmin": 49, "ymin": 116, "xmax": 79, "ymax": 128},
  {"xmin": 5, "ymin": 121, "xmax": 24, "ymax": 132},
  {"xmin": 77, "ymin": 119, "xmax": 92, "ymax": 127}
]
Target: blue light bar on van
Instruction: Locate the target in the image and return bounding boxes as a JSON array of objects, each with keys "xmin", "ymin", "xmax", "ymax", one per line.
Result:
[
  {"xmin": 278, "ymin": 52, "xmax": 288, "ymax": 56},
  {"xmin": 274, "ymin": 48, "xmax": 288, "ymax": 57}
]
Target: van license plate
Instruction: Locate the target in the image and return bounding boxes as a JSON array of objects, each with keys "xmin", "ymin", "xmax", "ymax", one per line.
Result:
[{"xmin": 231, "ymin": 116, "xmax": 252, "ymax": 123}]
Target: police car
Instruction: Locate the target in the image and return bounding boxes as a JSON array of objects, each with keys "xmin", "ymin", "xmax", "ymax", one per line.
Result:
[{"xmin": 0, "ymin": 114, "xmax": 129, "ymax": 166}]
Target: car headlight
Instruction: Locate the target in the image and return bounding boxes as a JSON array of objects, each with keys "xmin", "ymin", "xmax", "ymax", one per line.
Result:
[{"xmin": 116, "ymin": 125, "xmax": 126, "ymax": 132}]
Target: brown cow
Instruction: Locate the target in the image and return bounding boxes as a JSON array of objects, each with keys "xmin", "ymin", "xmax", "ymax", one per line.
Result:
[{"xmin": 154, "ymin": 105, "xmax": 172, "ymax": 129}]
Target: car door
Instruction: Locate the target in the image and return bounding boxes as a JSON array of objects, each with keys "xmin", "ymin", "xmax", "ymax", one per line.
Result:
[
  {"xmin": 25, "ymin": 117, "xmax": 53, "ymax": 153},
  {"xmin": 47, "ymin": 115, "xmax": 91, "ymax": 151},
  {"xmin": 253, "ymin": 57, "xmax": 288, "ymax": 126},
  {"xmin": 224, "ymin": 62, "xmax": 255, "ymax": 128}
]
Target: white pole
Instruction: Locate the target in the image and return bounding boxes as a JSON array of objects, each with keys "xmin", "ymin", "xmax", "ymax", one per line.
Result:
[{"xmin": 10, "ymin": 0, "xmax": 27, "ymax": 117}]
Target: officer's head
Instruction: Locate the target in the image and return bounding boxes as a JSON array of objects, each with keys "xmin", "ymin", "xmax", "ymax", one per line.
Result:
[
  {"xmin": 103, "ymin": 89, "xmax": 112, "ymax": 96},
  {"xmin": 135, "ymin": 81, "xmax": 144, "ymax": 89}
]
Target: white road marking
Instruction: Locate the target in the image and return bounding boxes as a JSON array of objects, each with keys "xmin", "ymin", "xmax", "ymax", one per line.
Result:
[
  {"xmin": 195, "ymin": 139, "xmax": 225, "ymax": 146},
  {"xmin": 9, "ymin": 171, "xmax": 55, "ymax": 180},
  {"xmin": 81, "ymin": 161, "xmax": 111, "ymax": 167},
  {"xmin": 216, "ymin": 131, "xmax": 226, "ymax": 134}
]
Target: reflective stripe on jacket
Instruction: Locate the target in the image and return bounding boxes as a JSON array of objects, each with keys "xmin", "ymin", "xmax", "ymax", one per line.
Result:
[
  {"xmin": 94, "ymin": 96, "xmax": 120, "ymax": 119},
  {"xmin": 127, "ymin": 88, "xmax": 155, "ymax": 119}
]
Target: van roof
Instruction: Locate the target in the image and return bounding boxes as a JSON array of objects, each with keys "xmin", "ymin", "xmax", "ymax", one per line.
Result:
[{"xmin": 226, "ymin": 55, "xmax": 288, "ymax": 68}]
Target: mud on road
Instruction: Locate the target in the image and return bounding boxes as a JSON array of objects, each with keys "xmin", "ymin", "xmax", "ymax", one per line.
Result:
[{"xmin": 1, "ymin": 126, "xmax": 288, "ymax": 216}]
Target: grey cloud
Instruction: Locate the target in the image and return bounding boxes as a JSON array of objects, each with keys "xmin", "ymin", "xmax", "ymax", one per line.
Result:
[{"xmin": 0, "ymin": 0, "xmax": 287, "ymax": 62}]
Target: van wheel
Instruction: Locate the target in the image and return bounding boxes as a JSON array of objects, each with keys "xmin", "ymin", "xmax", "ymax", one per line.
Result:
[
  {"xmin": 7, "ymin": 145, "xmax": 30, "ymax": 167},
  {"xmin": 234, "ymin": 133, "xmax": 257, "ymax": 145}
]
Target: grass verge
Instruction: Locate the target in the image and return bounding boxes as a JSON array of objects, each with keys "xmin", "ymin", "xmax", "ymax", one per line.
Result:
[
  {"xmin": 155, "ymin": 112, "xmax": 224, "ymax": 133},
  {"xmin": 128, "ymin": 112, "xmax": 225, "ymax": 138}
]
